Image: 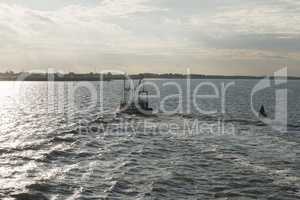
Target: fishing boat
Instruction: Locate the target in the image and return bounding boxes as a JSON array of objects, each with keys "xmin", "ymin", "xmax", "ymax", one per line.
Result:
[{"xmin": 119, "ymin": 76, "xmax": 153, "ymax": 115}]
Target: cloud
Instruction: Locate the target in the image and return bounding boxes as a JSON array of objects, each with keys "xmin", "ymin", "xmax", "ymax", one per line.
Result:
[
  {"xmin": 211, "ymin": 6, "xmax": 300, "ymax": 35},
  {"xmin": 0, "ymin": 1, "xmax": 159, "ymax": 51},
  {"xmin": 0, "ymin": 0, "xmax": 299, "ymax": 75}
]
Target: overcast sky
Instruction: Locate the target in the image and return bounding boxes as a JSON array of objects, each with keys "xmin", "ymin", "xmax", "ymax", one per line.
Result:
[{"xmin": 0, "ymin": 0, "xmax": 299, "ymax": 75}]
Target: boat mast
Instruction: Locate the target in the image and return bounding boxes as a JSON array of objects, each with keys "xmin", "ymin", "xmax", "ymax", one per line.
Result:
[{"xmin": 123, "ymin": 73, "xmax": 126, "ymax": 103}]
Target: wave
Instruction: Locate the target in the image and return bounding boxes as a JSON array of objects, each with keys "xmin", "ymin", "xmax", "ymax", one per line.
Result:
[
  {"xmin": 11, "ymin": 192, "xmax": 49, "ymax": 200},
  {"xmin": 170, "ymin": 113, "xmax": 300, "ymax": 132}
]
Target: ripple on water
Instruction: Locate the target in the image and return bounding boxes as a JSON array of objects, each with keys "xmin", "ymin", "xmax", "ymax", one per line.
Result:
[{"xmin": 0, "ymin": 81, "xmax": 300, "ymax": 200}]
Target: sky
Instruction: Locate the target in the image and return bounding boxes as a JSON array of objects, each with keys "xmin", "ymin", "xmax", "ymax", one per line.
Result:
[{"xmin": 0, "ymin": 0, "xmax": 299, "ymax": 75}]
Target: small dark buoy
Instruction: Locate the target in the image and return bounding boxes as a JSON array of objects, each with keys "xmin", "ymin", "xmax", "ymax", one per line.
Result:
[{"xmin": 259, "ymin": 105, "xmax": 268, "ymax": 118}]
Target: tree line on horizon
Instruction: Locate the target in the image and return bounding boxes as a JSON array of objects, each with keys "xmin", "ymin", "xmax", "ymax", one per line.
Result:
[{"xmin": 0, "ymin": 71, "xmax": 295, "ymax": 81}]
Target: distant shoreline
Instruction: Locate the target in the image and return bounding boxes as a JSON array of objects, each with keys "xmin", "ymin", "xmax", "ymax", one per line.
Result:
[{"xmin": 0, "ymin": 73, "xmax": 298, "ymax": 81}]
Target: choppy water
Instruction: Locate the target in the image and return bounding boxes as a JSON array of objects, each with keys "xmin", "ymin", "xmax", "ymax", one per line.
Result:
[{"xmin": 0, "ymin": 79, "xmax": 299, "ymax": 200}]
